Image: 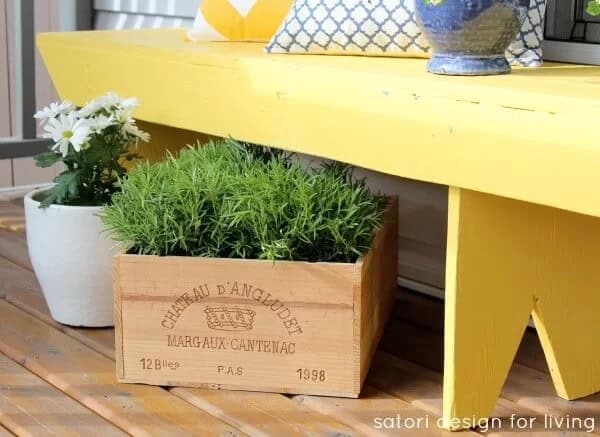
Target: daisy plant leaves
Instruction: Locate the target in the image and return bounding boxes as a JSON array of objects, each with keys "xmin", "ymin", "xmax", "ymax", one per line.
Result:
[
  {"xmin": 34, "ymin": 151, "xmax": 62, "ymax": 168},
  {"xmin": 39, "ymin": 171, "xmax": 81, "ymax": 208}
]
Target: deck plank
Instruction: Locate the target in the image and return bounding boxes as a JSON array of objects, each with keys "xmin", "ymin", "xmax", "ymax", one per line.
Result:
[
  {"xmin": 0, "ymin": 257, "xmax": 39, "ymax": 301},
  {"xmin": 171, "ymin": 387, "xmax": 357, "ymax": 436},
  {"xmin": 0, "ymin": 198, "xmax": 24, "ymax": 232},
  {"xmin": 0, "ymin": 353, "xmax": 126, "ymax": 437},
  {"xmin": 294, "ymin": 385, "xmax": 469, "ymax": 436},
  {"xmin": 0, "ymin": 230, "xmax": 31, "ymax": 271},
  {"xmin": 0, "ymin": 300, "xmax": 244, "ymax": 436}
]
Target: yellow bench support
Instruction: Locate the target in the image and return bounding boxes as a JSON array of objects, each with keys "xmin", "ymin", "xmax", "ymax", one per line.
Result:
[
  {"xmin": 37, "ymin": 28, "xmax": 600, "ymax": 430},
  {"xmin": 445, "ymin": 188, "xmax": 600, "ymax": 429}
]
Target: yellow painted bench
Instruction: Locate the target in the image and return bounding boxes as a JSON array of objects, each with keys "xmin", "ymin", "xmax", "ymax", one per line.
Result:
[{"xmin": 38, "ymin": 28, "xmax": 600, "ymax": 430}]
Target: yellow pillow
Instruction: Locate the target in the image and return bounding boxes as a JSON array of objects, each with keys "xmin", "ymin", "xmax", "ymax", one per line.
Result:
[{"xmin": 187, "ymin": 0, "xmax": 293, "ymax": 42}]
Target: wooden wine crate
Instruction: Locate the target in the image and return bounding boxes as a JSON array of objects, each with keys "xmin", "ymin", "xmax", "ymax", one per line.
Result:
[{"xmin": 113, "ymin": 198, "xmax": 398, "ymax": 397}]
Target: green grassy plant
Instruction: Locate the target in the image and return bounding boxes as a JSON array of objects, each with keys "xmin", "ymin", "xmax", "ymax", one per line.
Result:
[{"xmin": 101, "ymin": 140, "xmax": 386, "ymax": 263}]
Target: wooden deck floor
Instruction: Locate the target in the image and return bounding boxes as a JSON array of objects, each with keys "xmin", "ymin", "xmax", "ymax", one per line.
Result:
[{"xmin": 1, "ymin": 191, "xmax": 599, "ymax": 436}]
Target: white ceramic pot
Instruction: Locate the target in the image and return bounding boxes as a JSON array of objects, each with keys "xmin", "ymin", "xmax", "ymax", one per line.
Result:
[{"xmin": 24, "ymin": 188, "xmax": 117, "ymax": 327}]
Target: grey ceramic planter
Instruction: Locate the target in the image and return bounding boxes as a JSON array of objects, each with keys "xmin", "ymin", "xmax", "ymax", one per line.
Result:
[{"xmin": 415, "ymin": 0, "xmax": 530, "ymax": 75}]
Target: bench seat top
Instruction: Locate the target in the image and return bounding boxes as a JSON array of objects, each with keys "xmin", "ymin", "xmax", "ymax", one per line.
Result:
[{"xmin": 38, "ymin": 28, "xmax": 600, "ymax": 217}]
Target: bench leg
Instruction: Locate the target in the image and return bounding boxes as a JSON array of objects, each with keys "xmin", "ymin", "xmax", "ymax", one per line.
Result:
[{"xmin": 442, "ymin": 187, "xmax": 600, "ymax": 430}]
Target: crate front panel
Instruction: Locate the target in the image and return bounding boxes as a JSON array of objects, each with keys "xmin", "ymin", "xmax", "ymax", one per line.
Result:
[{"xmin": 117, "ymin": 255, "xmax": 358, "ymax": 395}]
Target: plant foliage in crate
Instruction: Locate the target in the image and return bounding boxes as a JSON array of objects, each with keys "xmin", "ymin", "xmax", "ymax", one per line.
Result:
[{"xmin": 102, "ymin": 139, "xmax": 387, "ymax": 263}]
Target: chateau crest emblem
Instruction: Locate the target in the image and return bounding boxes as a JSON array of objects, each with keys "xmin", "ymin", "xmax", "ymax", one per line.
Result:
[{"xmin": 205, "ymin": 306, "xmax": 256, "ymax": 331}]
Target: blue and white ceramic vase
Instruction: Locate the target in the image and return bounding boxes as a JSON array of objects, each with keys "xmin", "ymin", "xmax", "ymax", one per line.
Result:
[{"xmin": 415, "ymin": 0, "xmax": 530, "ymax": 75}]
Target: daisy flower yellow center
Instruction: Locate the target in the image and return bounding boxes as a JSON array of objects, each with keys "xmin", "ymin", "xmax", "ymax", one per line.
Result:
[{"xmin": 63, "ymin": 130, "xmax": 74, "ymax": 139}]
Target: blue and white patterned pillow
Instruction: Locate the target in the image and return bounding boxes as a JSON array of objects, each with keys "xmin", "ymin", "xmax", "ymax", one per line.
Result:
[
  {"xmin": 266, "ymin": 0, "xmax": 430, "ymax": 57},
  {"xmin": 506, "ymin": 0, "xmax": 547, "ymax": 67},
  {"xmin": 266, "ymin": 0, "xmax": 546, "ymax": 67}
]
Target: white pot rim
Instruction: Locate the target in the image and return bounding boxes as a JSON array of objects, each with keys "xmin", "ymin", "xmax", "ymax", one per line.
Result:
[{"xmin": 25, "ymin": 187, "xmax": 104, "ymax": 211}]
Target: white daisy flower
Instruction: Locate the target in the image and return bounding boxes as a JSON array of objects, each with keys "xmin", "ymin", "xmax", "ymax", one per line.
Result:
[
  {"xmin": 80, "ymin": 94, "xmax": 117, "ymax": 117},
  {"xmin": 79, "ymin": 100, "xmax": 101, "ymax": 117},
  {"xmin": 123, "ymin": 122, "xmax": 151, "ymax": 143},
  {"xmin": 114, "ymin": 107, "xmax": 134, "ymax": 125},
  {"xmin": 80, "ymin": 92, "xmax": 138, "ymax": 117},
  {"xmin": 120, "ymin": 96, "xmax": 139, "ymax": 109},
  {"xmin": 90, "ymin": 114, "xmax": 114, "ymax": 133},
  {"xmin": 42, "ymin": 112, "xmax": 91, "ymax": 157},
  {"xmin": 33, "ymin": 100, "xmax": 74, "ymax": 122},
  {"xmin": 101, "ymin": 92, "xmax": 138, "ymax": 111},
  {"xmin": 113, "ymin": 108, "xmax": 149, "ymax": 142},
  {"xmin": 96, "ymin": 92, "xmax": 123, "ymax": 110}
]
